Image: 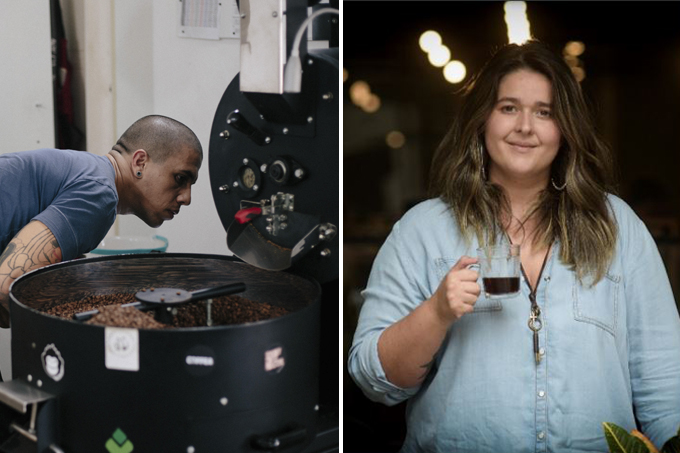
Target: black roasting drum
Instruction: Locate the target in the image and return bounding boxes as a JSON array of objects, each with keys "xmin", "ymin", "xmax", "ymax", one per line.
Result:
[{"xmin": 8, "ymin": 253, "xmax": 321, "ymax": 452}]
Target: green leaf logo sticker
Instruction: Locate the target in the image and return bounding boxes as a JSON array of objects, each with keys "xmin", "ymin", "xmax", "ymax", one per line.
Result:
[{"xmin": 105, "ymin": 428, "xmax": 134, "ymax": 453}]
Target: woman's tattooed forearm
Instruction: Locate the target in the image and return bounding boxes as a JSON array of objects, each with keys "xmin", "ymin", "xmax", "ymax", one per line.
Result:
[{"xmin": 418, "ymin": 356, "xmax": 437, "ymax": 381}]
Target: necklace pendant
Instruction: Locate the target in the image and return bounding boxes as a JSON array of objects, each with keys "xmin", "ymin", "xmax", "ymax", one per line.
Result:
[{"xmin": 533, "ymin": 331, "xmax": 541, "ymax": 364}]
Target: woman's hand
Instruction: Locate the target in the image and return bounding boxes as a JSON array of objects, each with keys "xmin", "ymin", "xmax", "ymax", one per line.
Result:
[
  {"xmin": 429, "ymin": 256, "xmax": 481, "ymax": 325},
  {"xmin": 377, "ymin": 255, "xmax": 481, "ymax": 387}
]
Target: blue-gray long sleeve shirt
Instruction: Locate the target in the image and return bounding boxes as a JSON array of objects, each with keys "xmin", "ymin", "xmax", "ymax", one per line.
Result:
[{"xmin": 348, "ymin": 195, "xmax": 680, "ymax": 452}]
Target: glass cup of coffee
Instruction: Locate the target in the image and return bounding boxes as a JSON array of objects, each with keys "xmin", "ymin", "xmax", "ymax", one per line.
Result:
[{"xmin": 475, "ymin": 244, "xmax": 521, "ymax": 299}]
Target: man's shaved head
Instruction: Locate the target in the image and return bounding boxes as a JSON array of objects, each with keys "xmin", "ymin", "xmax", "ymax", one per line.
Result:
[{"xmin": 114, "ymin": 115, "xmax": 202, "ymax": 163}]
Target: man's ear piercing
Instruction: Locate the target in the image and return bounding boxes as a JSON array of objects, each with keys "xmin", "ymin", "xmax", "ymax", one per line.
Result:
[{"xmin": 136, "ymin": 171, "xmax": 142, "ymax": 178}]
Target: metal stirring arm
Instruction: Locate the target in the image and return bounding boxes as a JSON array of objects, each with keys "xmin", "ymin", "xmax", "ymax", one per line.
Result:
[{"xmin": 73, "ymin": 282, "xmax": 246, "ymax": 322}]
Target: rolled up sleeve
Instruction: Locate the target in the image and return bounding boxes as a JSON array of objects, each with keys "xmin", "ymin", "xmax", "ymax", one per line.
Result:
[
  {"xmin": 347, "ymin": 220, "xmax": 427, "ymax": 405},
  {"xmin": 622, "ymin": 209, "xmax": 680, "ymax": 447}
]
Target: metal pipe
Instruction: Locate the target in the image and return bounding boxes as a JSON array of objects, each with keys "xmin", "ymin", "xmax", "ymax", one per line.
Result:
[
  {"xmin": 9, "ymin": 422, "xmax": 37, "ymax": 443},
  {"xmin": 29, "ymin": 402, "xmax": 37, "ymax": 432}
]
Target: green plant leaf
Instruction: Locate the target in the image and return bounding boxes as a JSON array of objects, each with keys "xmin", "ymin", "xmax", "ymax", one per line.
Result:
[
  {"xmin": 603, "ymin": 423, "xmax": 651, "ymax": 453},
  {"xmin": 661, "ymin": 436, "xmax": 680, "ymax": 453}
]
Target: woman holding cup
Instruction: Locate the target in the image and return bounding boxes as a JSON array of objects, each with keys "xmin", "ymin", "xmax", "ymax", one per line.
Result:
[{"xmin": 348, "ymin": 41, "xmax": 680, "ymax": 451}]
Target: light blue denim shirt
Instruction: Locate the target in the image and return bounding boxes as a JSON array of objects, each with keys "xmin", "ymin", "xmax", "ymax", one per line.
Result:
[{"xmin": 348, "ymin": 195, "xmax": 680, "ymax": 452}]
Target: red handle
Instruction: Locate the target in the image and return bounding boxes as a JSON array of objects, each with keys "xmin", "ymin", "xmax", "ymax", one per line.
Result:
[{"xmin": 234, "ymin": 207, "xmax": 262, "ymax": 224}]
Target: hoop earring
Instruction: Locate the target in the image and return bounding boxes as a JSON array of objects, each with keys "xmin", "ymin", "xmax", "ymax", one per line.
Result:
[
  {"xmin": 551, "ymin": 178, "xmax": 566, "ymax": 191},
  {"xmin": 136, "ymin": 171, "xmax": 142, "ymax": 178}
]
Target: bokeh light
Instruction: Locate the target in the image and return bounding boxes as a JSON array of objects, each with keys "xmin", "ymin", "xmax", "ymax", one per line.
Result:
[
  {"xmin": 563, "ymin": 55, "xmax": 579, "ymax": 67},
  {"xmin": 504, "ymin": 1, "xmax": 532, "ymax": 45},
  {"xmin": 386, "ymin": 131, "xmax": 406, "ymax": 149},
  {"xmin": 504, "ymin": 1, "xmax": 526, "ymax": 15},
  {"xmin": 443, "ymin": 60, "xmax": 467, "ymax": 84},
  {"xmin": 563, "ymin": 41, "xmax": 586, "ymax": 83},
  {"xmin": 571, "ymin": 66, "xmax": 586, "ymax": 82},
  {"xmin": 419, "ymin": 30, "xmax": 442, "ymax": 53},
  {"xmin": 427, "ymin": 45, "xmax": 451, "ymax": 67},
  {"xmin": 363, "ymin": 94, "xmax": 381, "ymax": 113},
  {"xmin": 564, "ymin": 41, "xmax": 586, "ymax": 57},
  {"xmin": 418, "ymin": 29, "xmax": 467, "ymax": 84},
  {"xmin": 349, "ymin": 81, "xmax": 371, "ymax": 106}
]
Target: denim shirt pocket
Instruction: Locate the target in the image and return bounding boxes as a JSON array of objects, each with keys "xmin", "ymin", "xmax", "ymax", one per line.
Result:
[
  {"xmin": 572, "ymin": 273, "xmax": 620, "ymax": 336},
  {"xmin": 435, "ymin": 258, "xmax": 502, "ymax": 313}
]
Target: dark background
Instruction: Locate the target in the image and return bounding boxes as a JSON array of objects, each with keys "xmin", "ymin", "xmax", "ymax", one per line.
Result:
[{"xmin": 343, "ymin": 2, "xmax": 680, "ymax": 452}]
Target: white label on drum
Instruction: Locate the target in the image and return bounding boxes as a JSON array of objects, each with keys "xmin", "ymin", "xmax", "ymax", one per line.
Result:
[
  {"xmin": 105, "ymin": 328, "xmax": 139, "ymax": 372},
  {"xmin": 41, "ymin": 344, "xmax": 65, "ymax": 381},
  {"xmin": 186, "ymin": 355, "xmax": 214, "ymax": 366},
  {"xmin": 264, "ymin": 346, "xmax": 285, "ymax": 372}
]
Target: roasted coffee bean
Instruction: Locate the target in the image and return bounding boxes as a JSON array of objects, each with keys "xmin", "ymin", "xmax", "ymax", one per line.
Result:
[
  {"xmin": 87, "ymin": 305, "xmax": 167, "ymax": 329},
  {"xmin": 41, "ymin": 293, "xmax": 289, "ymax": 329},
  {"xmin": 42, "ymin": 293, "xmax": 137, "ymax": 320},
  {"xmin": 171, "ymin": 295, "xmax": 289, "ymax": 328}
]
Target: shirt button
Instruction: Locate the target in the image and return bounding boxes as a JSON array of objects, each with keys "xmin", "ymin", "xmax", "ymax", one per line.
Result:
[
  {"xmin": 538, "ymin": 390, "xmax": 546, "ymax": 398},
  {"xmin": 544, "ymin": 276, "xmax": 551, "ymax": 282},
  {"xmin": 539, "ymin": 347, "xmax": 546, "ymax": 356},
  {"xmin": 537, "ymin": 431, "xmax": 545, "ymax": 440}
]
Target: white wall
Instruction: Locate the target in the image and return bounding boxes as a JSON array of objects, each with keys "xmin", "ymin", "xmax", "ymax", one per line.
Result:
[
  {"xmin": 110, "ymin": 0, "xmax": 237, "ymax": 255},
  {"xmin": 0, "ymin": 0, "xmax": 56, "ymax": 381},
  {"xmin": 0, "ymin": 1, "xmax": 55, "ymax": 154}
]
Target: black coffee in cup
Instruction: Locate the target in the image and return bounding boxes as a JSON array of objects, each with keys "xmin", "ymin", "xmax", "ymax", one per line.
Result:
[
  {"xmin": 483, "ymin": 277, "xmax": 520, "ymax": 295},
  {"xmin": 476, "ymin": 244, "xmax": 521, "ymax": 299}
]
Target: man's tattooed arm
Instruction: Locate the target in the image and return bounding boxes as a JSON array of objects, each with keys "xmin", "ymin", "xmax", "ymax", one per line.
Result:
[{"xmin": 0, "ymin": 221, "xmax": 62, "ymax": 327}]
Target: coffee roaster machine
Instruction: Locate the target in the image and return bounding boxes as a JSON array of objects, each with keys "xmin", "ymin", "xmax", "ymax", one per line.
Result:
[{"xmin": 0, "ymin": 1, "xmax": 339, "ymax": 451}]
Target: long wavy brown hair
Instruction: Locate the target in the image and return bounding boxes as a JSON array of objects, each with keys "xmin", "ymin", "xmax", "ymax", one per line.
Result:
[{"xmin": 429, "ymin": 41, "xmax": 617, "ymax": 284}]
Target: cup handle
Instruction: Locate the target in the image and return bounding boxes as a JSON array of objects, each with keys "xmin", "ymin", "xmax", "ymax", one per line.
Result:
[{"xmin": 466, "ymin": 263, "xmax": 481, "ymax": 282}]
